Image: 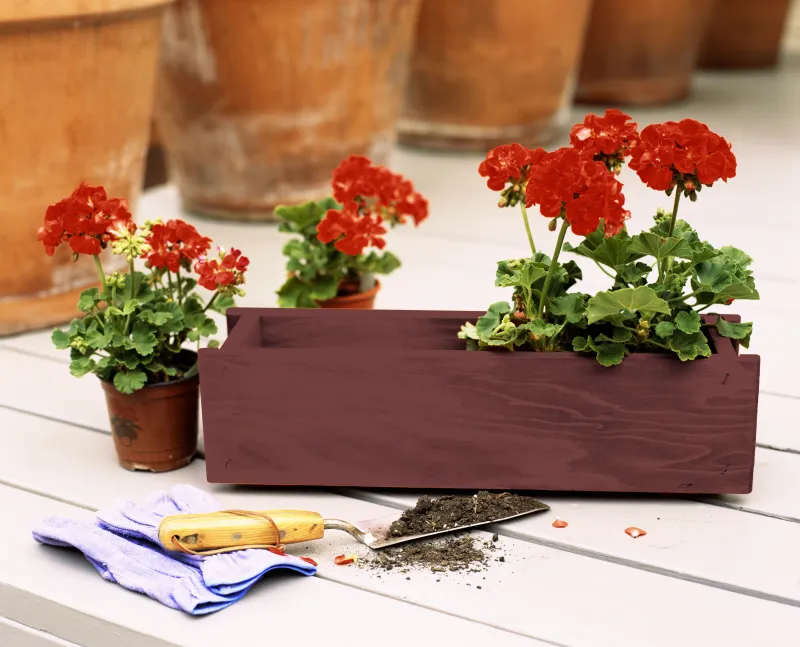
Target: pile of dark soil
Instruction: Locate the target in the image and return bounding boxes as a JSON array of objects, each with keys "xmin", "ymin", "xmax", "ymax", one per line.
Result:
[
  {"xmin": 387, "ymin": 491, "xmax": 548, "ymax": 538},
  {"xmin": 360, "ymin": 533, "xmax": 500, "ymax": 575}
]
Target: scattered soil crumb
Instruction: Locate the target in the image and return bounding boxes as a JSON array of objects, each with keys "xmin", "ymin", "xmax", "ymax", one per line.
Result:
[
  {"xmin": 360, "ymin": 533, "xmax": 493, "ymax": 574},
  {"xmin": 387, "ymin": 491, "xmax": 547, "ymax": 539}
]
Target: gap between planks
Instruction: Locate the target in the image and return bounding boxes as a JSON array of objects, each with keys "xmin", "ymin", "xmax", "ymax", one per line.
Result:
[{"xmin": 3, "ymin": 402, "xmax": 800, "ymax": 611}]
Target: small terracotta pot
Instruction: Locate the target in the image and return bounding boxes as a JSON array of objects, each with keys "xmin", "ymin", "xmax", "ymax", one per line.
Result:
[
  {"xmin": 699, "ymin": 0, "xmax": 793, "ymax": 69},
  {"xmin": 155, "ymin": 0, "xmax": 422, "ymax": 222},
  {"xmin": 399, "ymin": 0, "xmax": 592, "ymax": 151},
  {"xmin": 0, "ymin": 0, "xmax": 174, "ymax": 337},
  {"xmin": 576, "ymin": 0, "xmax": 715, "ymax": 106},
  {"xmin": 317, "ymin": 279, "xmax": 381, "ymax": 309},
  {"xmin": 100, "ymin": 352, "xmax": 199, "ymax": 472}
]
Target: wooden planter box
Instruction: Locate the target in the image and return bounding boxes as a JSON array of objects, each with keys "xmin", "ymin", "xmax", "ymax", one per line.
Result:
[{"xmin": 199, "ymin": 308, "xmax": 760, "ymax": 494}]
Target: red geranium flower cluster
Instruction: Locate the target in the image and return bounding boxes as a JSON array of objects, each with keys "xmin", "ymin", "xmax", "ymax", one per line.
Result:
[
  {"xmin": 145, "ymin": 219, "xmax": 212, "ymax": 273},
  {"xmin": 37, "ymin": 182, "xmax": 133, "ymax": 256},
  {"xmin": 194, "ymin": 247, "xmax": 249, "ymax": 292},
  {"xmin": 570, "ymin": 109, "xmax": 640, "ymax": 173},
  {"xmin": 525, "ymin": 148, "xmax": 630, "ymax": 237},
  {"xmin": 629, "ymin": 119, "xmax": 737, "ymax": 192},
  {"xmin": 317, "ymin": 155, "xmax": 429, "ymax": 256},
  {"xmin": 478, "ymin": 143, "xmax": 547, "ymax": 192}
]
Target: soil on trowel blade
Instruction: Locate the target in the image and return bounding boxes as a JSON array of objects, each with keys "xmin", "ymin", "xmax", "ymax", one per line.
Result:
[{"xmin": 387, "ymin": 491, "xmax": 547, "ymax": 539}]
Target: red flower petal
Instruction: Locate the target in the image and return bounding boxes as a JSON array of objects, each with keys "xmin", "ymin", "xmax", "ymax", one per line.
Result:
[
  {"xmin": 333, "ymin": 554, "xmax": 356, "ymax": 566},
  {"xmin": 299, "ymin": 556, "xmax": 318, "ymax": 566}
]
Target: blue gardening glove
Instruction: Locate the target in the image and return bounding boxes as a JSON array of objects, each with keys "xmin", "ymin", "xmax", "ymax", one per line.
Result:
[
  {"xmin": 96, "ymin": 484, "xmax": 317, "ymax": 596},
  {"xmin": 32, "ymin": 485, "xmax": 316, "ymax": 615}
]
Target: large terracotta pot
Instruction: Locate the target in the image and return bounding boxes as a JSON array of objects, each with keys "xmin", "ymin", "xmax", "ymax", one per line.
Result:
[
  {"xmin": 0, "ymin": 0, "xmax": 174, "ymax": 337},
  {"xmin": 576, "ymin": 0, "xmax": 715, "ymax": 105},
  {"xmin": 699, "ymin": 0, "xmax": 793, "ymax": 69},
  {"xmin": 101, "ymin": 351, "xmax": 199, "ymax": 472},
  {"xmin": 155, "ymin": 0, "xmax": 423, "ymax": 222},
  {"xmin": 398, "ymin": 0, "xmax": 592, "ymax": 152}
]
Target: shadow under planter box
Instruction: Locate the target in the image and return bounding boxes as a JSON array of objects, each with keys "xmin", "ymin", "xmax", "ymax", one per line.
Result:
[{"xmin": 199, "ymin": 308, "xmax": 760, "ymax": 494}]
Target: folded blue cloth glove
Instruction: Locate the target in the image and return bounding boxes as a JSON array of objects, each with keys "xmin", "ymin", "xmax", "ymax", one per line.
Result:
[{"xmin": 32, "ymin": 485, "xmax": 317, "ymax": 615}]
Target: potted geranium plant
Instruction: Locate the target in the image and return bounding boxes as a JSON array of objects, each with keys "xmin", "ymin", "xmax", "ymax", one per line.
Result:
[
  {"xmin": 459, "ymin": 109, "xmax": 758, "ymax": 364},
  {"xmin": 37, "ymin": 183, "xmax": 249, "ymax": 472},
  {"xmin": 197, "ymin": 110, "xmax": 761, "ymax": 495},
  {"xmin": 275, "ymin": 155, "xmax": 429, "ymax": 309}
]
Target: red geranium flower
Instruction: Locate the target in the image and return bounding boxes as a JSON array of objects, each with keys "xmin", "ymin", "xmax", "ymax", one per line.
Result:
[
  {"xmin": 628, "ymin": 119, "xmax": 736, "ymax": 191},
  {"xmin": 146, "ymin": 219, "xmax": 212, "ymax": 273},
  {"xmin": 525, "ymin": 147, "xmax": 630, "ymax": 237},
  {"xmin": 194, "ymin": 247, "xmax": 249, "ymax": 292},
  {"xmin": 316, "ymin": 156, "xmax": 426, "ymax": 256},
  {"xmin": 570, "ymin": 109, "xmax": 639, "ymax": 172},
  {"xmin": 37, "ymin": 182, "xmax": 134, "ymax": 256}
]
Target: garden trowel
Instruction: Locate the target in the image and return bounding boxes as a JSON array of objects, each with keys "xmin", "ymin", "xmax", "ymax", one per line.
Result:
[{"xmin": 157, "ymin": 500, "xmax": 549, "ymax": 555}]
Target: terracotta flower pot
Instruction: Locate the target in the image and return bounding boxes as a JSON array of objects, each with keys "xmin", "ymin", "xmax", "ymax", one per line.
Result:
[
  {"xmin": 0, "ymin": 0, "xmax": 174, "ymax": 337},
  {"xmin": 576, "ymin": 0, "xmax": 715, "ymax": 106},
  {"xmin": 398, "ymin": 0, "xmax": 592, "ymax": 152},
  {"xmin": 100, "ymin": 351, "xmax": 200, "ymax": 472},
  {"xmin": 317, "ymin": 279, "xmax": 381, "ymax": 309},
  {"xmin": 699, "ymin": 0, "xmax": 793, "ymax": 69},
  {"xmin": 155, "ymin": 0, "xmax": 422, "ymax": 222}
]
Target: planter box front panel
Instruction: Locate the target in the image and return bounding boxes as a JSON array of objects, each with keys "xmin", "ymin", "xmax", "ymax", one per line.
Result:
[{"xmin": 199, "ymin": 308, "xmax": 760, "ymax": 494}]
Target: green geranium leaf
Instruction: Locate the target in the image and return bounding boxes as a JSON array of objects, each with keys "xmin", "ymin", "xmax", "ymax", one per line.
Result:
[
  {"xmin": 51, "ymin": 328, "xmax": 71, "ymax": 350},
  {"xmin": 586, "ymin": 287, "xmax": 671, "ymax": 324},
  {"xmin": 457, "ymin": 322, "xmax": 481, "ymax": 351},
  {"xmin": 571, "ymin": 336, "xmax": 590, "ymax": 352},
  {"xmin": 693, "ymin": 257, "xmax": 733, "ymax": 293},
  {"xmin": 85, "ymin": 327, "xmax": 114, "ymax": 350},
  {"xmin": 674, "ymin": 310, "xmax": 702, "ymax": 334},
  {"xmin": 655, "ymin": 321, "xmax": 675, "ymax": 338},
  {"xmin": 495, "ymin": 262, "xmax": 547, "ymax": 291},
  {"xmin": 629, "ymin": 232, "xmax": 694, "ymax": 263},
  {"xmin": 113, "ymin": 370, "xmax": 147, "ymax": 395},
  {"xmin": 595, "ymin": 327, "xmax": 633, "ymax": 344},
  {"xmin": 690, "ymin": 242, "xmax": 721, "ymax": 265},
  {"xmin": 211, "ymin": 294, "xmax": 236, "ymax": 313},
  {"xmin": 69, "ymin": 356, "xmax": 94, "ymax": 378},
  {"xmin": 594, "ymin": 342, "xmax": 627, "ymax": 367},
  {"xmin": 669, "ymin": 330, "xmax": 712, "ymax": 361},
  {"xmin": 107, "ymin": 306, "xmax": 125, "ymax": 316},
  {"xmin": 131, "ymin": 322, "xmax": 157, "ymax": 356},
  {"xmin": 525, "ymin": 318, "xmax": 558, "ymax": 338},
  {"xmin": 77, "ymin": 288, "xmax": 101, "ymax": 312},
  {"xmin": 715, "ymin": 317, "xmax": 753, "ymax": 348},
  {"xmin": 475, "ymin": 302, "xmax": 512, "ymax": 338},
  {"xmin": 565, "ymin": 234, "xmax": 641, "ymax": 269},
  {"xmin": 139, "ymin": 310, "xmax": 173, "ymax": 326},
  {"xmin": 207, "ymin": 339, "xmax": 221, "ymax": 349},
  {"xmin": 549, "ymin": 294, "xmax": 586, "ymax": 323},
  {"xmin": 618, "ymin": 262, "xmax": 652, "ymax": 286},
  {"xmin": 721, "ymin": 246, "xmax": 753, "ymax": 269},
  {"xmin": 122, "ymin": 300, "xmax": 137, "ymax": 315},
  {"xmin": 274, "ymin": 200, "xmax": 335, "ymax": 231}
]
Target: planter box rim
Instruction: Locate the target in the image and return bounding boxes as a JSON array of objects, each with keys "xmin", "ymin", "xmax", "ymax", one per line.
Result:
[{"xmin": 0, "ymin": 0, "xmax": 174, "ymax": 24}]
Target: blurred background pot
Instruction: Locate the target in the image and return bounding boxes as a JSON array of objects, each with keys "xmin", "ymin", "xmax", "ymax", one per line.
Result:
[
  {"xmin": 0, "ymin": 0, "xmax": 173, "ymax": 337},
  {"xmin": 155, "ymin": 0, "xmax": 422, "ymax": 222},
  {"xmin": 576, "ymin": 0, "xmax": 714, "ymax": 106},
  {"xmin": 699, "ymin": 0, "xmax": 793, "ymax": 69},
  {"xmin": 398, "ymin": 0, "xmax": 592, "ymax": 152}
]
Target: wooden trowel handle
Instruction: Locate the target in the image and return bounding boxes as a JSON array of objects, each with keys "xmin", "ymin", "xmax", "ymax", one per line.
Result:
[{"xmin": 158, "ymin": 509, "xmax": 325, "ymax": 554}]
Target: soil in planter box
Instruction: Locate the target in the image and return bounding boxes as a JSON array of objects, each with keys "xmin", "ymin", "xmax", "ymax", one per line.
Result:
[{"xmin": 387, "ymin": 491, "xmax": 548, "ymax": 539}]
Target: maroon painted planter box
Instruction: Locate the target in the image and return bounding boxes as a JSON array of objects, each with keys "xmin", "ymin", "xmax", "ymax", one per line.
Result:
[{"xmin": 199, "ymin": 308, "xmax": 760, "ymax": 494}]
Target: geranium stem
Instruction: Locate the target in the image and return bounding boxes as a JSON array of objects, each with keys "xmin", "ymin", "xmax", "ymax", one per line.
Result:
[
  {"xmin": 663, "ymin": 189, "xmax": 683, "ymax": 276},
  {"xmin": 519, "ymin": 203, "xmax": 537, "ymax": 255},
  {"xmin": 203, "ymin": 292, "xmax": 218, "ymax": 313},
  {"xmin": 176, "ymin": 269, "xmax": 184, "ymax": 304},
  {"xmin": 92, "ymin": 255, "xmax": 106, "ymax": 296},
  {"xmin": 666, "ymin": 189, "xmax": 682, "ymax": 238},
  {"xmin": 537, "ymin": 217, "xmax": 569, "ymax": 320}
]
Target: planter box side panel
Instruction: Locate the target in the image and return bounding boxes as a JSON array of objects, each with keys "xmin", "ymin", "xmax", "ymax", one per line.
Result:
[{"xmin": 200, "ymin": 344, "xmax": 760, "ymax": 494}]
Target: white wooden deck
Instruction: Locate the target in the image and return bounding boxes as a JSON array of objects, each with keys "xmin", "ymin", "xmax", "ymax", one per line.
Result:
[{"xmin": 2, "ymin": 59, "xmax": 800, "ymax": 647}]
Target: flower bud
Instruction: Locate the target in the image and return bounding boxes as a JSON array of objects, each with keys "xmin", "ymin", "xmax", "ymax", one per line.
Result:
[{"xmin": 548, "ymin": 218, "xmax": 557, "ymax": 231}]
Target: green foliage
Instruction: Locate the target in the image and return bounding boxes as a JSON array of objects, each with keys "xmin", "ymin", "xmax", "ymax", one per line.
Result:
[
  {"xmin": 52, "ymin": 258, "xmax": 238, "ymax": 394},
  {"xmin": 275, "ymin": 199, "xmax": 404, "ymax": 308},
  {"xmin": 460, "ymin": 211, "xmax": 759, "ymax": 366}
]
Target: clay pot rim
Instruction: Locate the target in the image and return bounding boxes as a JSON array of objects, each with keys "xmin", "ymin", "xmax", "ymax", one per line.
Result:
[
  {"xmin": 0, "ymin": 0, "xmax": 174, "ymax": 24},
  {"xmin": 98, "ymin": 349, "xmax": 199, "ymax": 399},
  {"xmin": 318, "ymin": 279, "xmax": 382, "ymax": 306}
]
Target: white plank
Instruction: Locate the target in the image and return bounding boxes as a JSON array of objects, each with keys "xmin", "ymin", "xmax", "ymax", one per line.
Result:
[
  {"xmin": 0, "ymin": 617, "xmax": 81, "ymax": 647},
  {"xmin": 0, "ymin": 485, "xmax": 538, "ymax": 647},
  {"xmin": 3, "ymin": 409, "xmax": 800, "ymax": 647}
]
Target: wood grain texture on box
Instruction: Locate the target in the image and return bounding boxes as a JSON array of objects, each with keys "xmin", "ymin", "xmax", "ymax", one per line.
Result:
[{"xmin": 199, "ymin": 308, "xmax": 760, "ymax": 494}]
